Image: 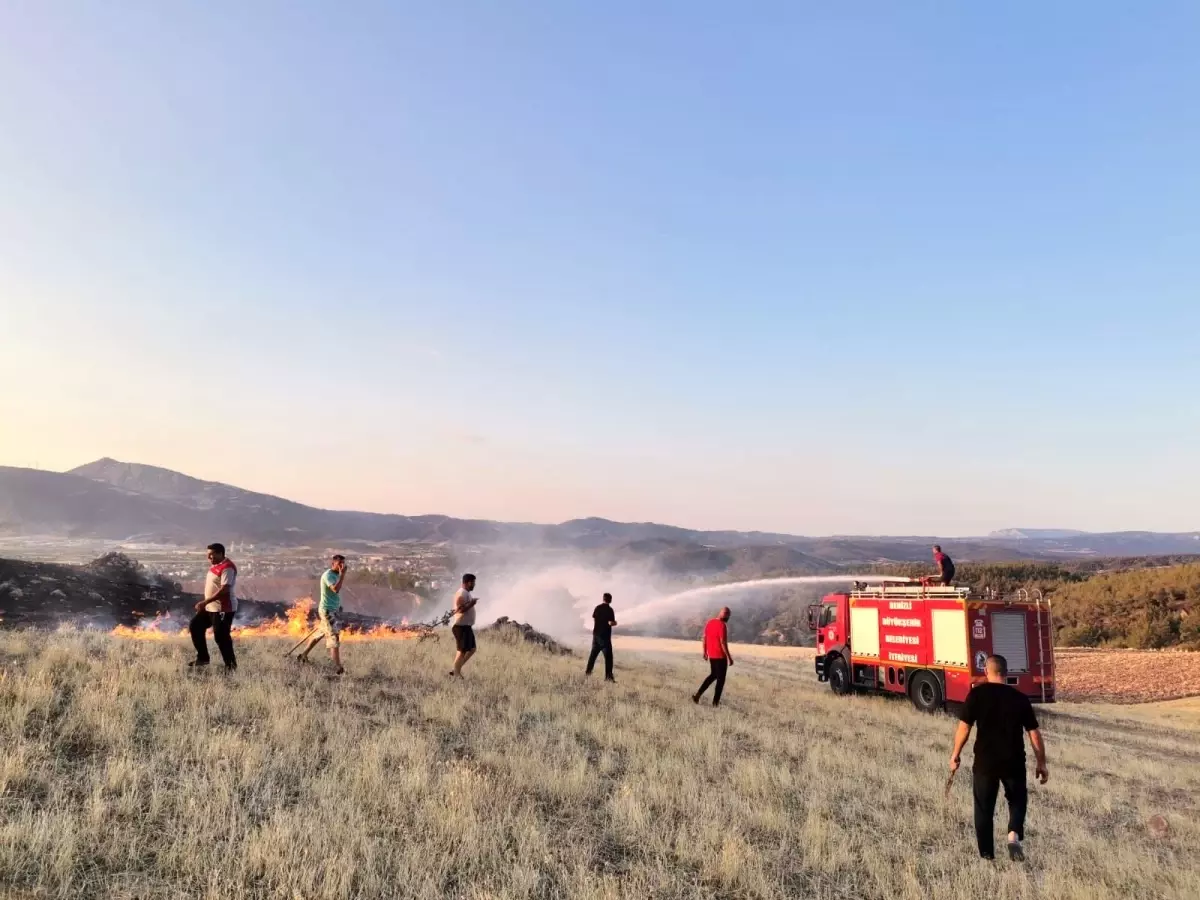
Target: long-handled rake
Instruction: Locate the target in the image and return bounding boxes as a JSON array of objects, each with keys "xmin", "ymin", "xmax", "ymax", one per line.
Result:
[{"xmin": 284, "ymin": 626, "xmax": 320, "ymax": 658}]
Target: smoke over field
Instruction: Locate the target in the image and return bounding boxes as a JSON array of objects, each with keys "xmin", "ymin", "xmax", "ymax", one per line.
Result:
[
  {"xmin": 469, "ymin": 553, "xmax": 885, "ymax": 644},
  {"xmin": 0, "ymin": 547, "xmax": 857, "ymax": 647}
]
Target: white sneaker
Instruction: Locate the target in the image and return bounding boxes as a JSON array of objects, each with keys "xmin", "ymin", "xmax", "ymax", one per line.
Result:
[{"xmin": 1007, "ymin": 832, "xmax": 1024, "ymax": 862}]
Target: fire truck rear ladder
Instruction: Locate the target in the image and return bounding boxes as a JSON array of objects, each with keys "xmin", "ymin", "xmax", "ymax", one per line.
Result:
[{"xmin": 1020, "ymin": 588, "xmax": 1051, "ymax": 703}]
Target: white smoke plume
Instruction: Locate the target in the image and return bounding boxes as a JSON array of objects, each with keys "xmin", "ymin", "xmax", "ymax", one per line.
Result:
[
  {"xmin": 466, "ymin": 549, "xmax": 908, "ymax": 642},
  {"xmin": 472, "ymin": 558, "xmax": 674, "ymax": 641}
]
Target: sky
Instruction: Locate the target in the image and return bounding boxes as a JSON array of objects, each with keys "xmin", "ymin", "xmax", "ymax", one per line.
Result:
[{"xmin": 1, "ymin": 2, "xmax": 1198, "ymax": 536}]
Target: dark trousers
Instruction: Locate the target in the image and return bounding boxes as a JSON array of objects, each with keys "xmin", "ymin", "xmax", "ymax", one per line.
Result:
[
  {"xmin": 190, "ymin": 610, "xmax": 237, "ymax": 669},
  {"xmin": 586, "ymin": 635, "xmax": 614, "ymax": 679},
  {"xmin": 695, "ymin": 659, "xmax": 728, "ymax": 706},
  {"xmin": 973, "ymin": 769, "xmax": 1027, "ymax": 858}
]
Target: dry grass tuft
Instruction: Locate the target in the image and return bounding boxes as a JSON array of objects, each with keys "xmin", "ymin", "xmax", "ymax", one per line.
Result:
[{"xmin": 0, "ymin": 631, "xmax": 1197, "ymax": 899}]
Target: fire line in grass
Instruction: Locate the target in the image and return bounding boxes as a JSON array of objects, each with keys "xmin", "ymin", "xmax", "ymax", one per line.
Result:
[{"xmin": 110, "ymin": 597, "xmax": 426, "ymax": 642}]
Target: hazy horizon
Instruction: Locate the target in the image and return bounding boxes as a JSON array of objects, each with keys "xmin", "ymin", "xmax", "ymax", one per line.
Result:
[
  {"xmin": 0, "ymin": 454, "xmax": 1186, "ymax": 540},
  {"xmin": 3, "ymin": 4, "xmax": 1198, "ymax": 535}
]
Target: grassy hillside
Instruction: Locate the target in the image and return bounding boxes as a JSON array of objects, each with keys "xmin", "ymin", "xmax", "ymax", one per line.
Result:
[{"xmin": 1, "ymin": 633, "xmax": 1197, "ymax": 899}]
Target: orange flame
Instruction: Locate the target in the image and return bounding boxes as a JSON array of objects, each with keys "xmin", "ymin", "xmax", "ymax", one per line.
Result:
[{"xmin": 111, "ymin": 597, "xmax": 426, "ymax": 642}]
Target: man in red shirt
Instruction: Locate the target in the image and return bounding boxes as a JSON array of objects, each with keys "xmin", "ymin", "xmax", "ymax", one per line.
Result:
[
  {"xmin": 692, "ymin": 607, "xmax": 733, "ymax": 707},
  {"xmin": 932, "ymin": 545, "xmax": 956, "ymax": 586}
]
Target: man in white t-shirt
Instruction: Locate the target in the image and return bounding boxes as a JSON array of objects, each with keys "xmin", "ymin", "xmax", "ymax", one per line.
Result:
[
  {"xmin": 449, "ymin": 573, "xmax": 478, "ymax": 677},
  {"xmin": 189, "ymin": 542, "xmax": 238, "ymax": 670}
]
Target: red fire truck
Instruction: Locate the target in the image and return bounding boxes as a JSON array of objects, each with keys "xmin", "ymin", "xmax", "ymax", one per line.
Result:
[{"xmin": 808, "ymin": 582, "xmax": 1055, "ymax": 712}]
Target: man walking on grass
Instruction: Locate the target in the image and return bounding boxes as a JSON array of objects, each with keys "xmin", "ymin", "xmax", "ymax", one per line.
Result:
[
  {"xmin": 692, "ymin": 606, "xmax": 733, "ymax": 706},
  {"xmin": 585, "ymin": 592, "xmax": 617, "ymax": 682},
  {"xmin": 297, "ymin": 554, "xmax": 347, "ymax": 675},
  {"xmin": 449, "ymin": 573, "xmax": 478, "ymax": 677},
  {"xmin": 189, "ymin": 542, "xmax": 238, "ymax": 671},
  {"xmin": 950, "ymin": 654, "xmax": 1049, "ymax": 861}
]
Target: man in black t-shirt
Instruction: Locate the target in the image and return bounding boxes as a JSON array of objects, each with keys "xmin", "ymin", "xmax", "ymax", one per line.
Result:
[
  {"xmin": 585, "ymin": 593, "xmax": 617, "ymax": 682},
  {"xmin": 951, "ymin": 655, "xmax": 1049, "ymax": 861}
]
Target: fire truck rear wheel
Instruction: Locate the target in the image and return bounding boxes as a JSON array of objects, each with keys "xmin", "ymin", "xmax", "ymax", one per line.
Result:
[
  {"xmin": 828, "ymin": 656, "xmax": 851, "ymax": 696},
  {"xmin": 909, "ymin": 671, "xmax": 942, "ymax": 714}
]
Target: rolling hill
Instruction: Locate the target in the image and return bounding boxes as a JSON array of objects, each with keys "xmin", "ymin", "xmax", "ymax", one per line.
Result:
[{"xmin": 0, "ymin": 459, "xmax": 1197, "ymax": 565}]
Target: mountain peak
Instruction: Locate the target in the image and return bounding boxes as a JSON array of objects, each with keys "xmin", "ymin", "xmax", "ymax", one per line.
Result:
[
  {"xmin": 988, "ymin": 528, "xmax": 1091, "ymax": 540},
  {"xmin": 71, "ymin": 457, "xmax": 181, "ymax": 477},
  {"xmin": 67, "ymin": 458, "xmax": 227, "ymax": 509},
  {"xmin": 70, "ymin": 456, "xmax": 122, "ymax": 473}
]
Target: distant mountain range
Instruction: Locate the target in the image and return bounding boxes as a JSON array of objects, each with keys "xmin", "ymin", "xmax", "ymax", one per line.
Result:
[{"xmin": 0, "ymin": 458, "xmax": 1198, "ymax": 564}]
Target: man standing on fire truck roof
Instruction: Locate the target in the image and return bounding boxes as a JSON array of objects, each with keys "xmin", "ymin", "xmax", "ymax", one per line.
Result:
[
  {"xmin": 950, "ymin": 654, "xmax": 1049, "ymax": 862},
  {"xmin": 932, "ymin": 545, "xmax": 956, "ymax": 585}
]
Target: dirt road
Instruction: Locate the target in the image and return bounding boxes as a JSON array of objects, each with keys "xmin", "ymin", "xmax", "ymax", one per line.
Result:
[{"xmin": 613, "ymin": 636, "xmax": 1200, "ymax": 704}]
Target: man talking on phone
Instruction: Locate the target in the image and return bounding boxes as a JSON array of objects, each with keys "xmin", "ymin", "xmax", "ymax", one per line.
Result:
[
  {"xmin": 298, "ymin": 554, "xmax": 348, "ymax": 675},
  {"xmin": 449, "ymin": 573, "xmax": 478, "ymax": 677}
]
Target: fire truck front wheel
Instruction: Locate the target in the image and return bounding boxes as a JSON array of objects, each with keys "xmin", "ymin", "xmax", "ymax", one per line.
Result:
[
  {"xmin": 908, "ymin": 671, "xmax": 943, "ymax": 714},
  {"xmin": 827, "ymin": 656, "xmax": 852, "ymax": 696}
]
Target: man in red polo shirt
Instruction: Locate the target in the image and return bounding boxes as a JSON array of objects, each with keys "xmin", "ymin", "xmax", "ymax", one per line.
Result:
[{"xmin": 692, "ymin": 606, "xmax": 733, "ymax": 707}]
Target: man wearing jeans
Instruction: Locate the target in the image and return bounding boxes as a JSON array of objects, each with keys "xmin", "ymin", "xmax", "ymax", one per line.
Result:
[
  {"xmin": 692, "ymin": 607, "xmax": 733, "ymax": 707},
  {"xmin": 189, "ymin": 542, "xmax": 238, "ymax": 671},
  {"xmin": 585, "ymin": 593, "xmax": 617, "ymax": 682},
  {"xmin": 950, "ymin": 655, "xmax": 1049, "ymax": 861}
]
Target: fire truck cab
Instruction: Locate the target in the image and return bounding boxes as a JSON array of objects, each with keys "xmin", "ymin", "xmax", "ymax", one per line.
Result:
[{"xmin": 808, "ymin": 583, "xmax": 1055, "ymax": 713}]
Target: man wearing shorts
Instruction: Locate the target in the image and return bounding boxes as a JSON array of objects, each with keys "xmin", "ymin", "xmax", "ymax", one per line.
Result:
[
  {"xmin": 449, "ymin": 573, "xmax": 478, "ymax": 677},
  {"xmin": 298, "ymin": 554, "xmax": 347, "ymax": 674}
]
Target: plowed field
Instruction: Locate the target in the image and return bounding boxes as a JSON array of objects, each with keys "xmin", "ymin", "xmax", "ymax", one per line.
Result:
[{"xmin": 1055, "ymin": 648, "xmax": 1200, "ymax": 704}]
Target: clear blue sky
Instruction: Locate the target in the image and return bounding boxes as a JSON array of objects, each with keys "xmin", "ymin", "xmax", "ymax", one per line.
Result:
[{"xmin": 1, "ymin": 2, "xmax": 1197, "ymax": 535}]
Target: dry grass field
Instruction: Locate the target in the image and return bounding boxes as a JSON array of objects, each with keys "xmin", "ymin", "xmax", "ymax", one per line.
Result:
[{"xmin": 1, "ymin": 630, "xmax": 1198, "ymax": 900}]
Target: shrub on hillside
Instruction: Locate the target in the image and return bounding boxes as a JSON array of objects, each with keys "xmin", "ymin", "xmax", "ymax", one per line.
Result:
[{"xmin": 87, "ymin": 552, "xmax": 149, "ymax": 584}]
